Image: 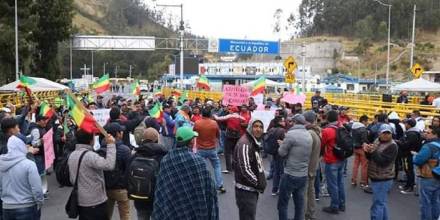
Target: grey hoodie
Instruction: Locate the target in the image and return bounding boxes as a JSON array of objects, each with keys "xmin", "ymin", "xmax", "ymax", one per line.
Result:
[
  {"xmin": 279, "ymin": 124, "xmax": 313, "ymax": 177},
  {"xmin": 0, "ymin": 135, "xmax": 43, "ymax": 209}
]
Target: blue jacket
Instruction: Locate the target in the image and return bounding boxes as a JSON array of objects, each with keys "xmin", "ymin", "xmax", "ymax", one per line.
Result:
[
  {"xmin": 163, "ymin": 112, "xmax": 175, "ymax": 137},
  {"xmin": 413, "ymin": 139, "xmax": 440, "ymax": 166}
]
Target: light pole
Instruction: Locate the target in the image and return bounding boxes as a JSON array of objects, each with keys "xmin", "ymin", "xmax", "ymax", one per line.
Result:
[
  {"xmin": 301, "ymin": 43, "xmax": 306, "ymax": 92},
  {"xmin": 14, "ymin": 0, "xmax": 19, "ymax": 80},
  {"xmin": 157, "ymin": 3, "xmax": 184, "ymax": 89},
  {"xmin": 410, "ymin": 4, "xmax": 416, "ymax": 69},
  {"xmin": 373, "ymin": 0, "xmax": 392, "ymax": 88},
  {"xmin": 103, "ymin": 62, "xmax": 108, "ymax": 75}
]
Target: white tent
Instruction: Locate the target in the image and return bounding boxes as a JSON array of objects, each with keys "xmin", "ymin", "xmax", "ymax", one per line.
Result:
[
  {"xmin": 243, "ymin": 79, "xmax": 286, "ymax": 87},
  {"xmin": 0, "ymin": 77, "xmax": 69, "ymax": 92},
  {"xmin": 391, "ymin": 78, "xmax": 440, "ymax": 92}
]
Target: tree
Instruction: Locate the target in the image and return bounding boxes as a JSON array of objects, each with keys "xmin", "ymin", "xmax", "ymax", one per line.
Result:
[
  {"xmin": 273, "ymin": 9, "xmax": 283, "ymax": 35},
  {"xmin": 31, "ymin": 0, "xmax": 74, "ymax": 80}
]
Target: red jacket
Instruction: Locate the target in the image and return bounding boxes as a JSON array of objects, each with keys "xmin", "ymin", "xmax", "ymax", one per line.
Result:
[{"xmin": 321, "ymin": 125, "xmax": 342, "ymax": 164}]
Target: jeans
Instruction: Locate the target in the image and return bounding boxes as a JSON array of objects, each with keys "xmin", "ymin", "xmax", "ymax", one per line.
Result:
[
  {"xmin": 403, "ymin": 155, "xmax": 415, "ymax": 188},
  {"xmin": 107, "ymin": 189, "xmax": 130, "ymax": 220},
  {"xmin": 272, "ymin": 155, "xmax": 284, "ymax": 193},
  {"xmin": 2, "ymin": 205, "xmax": 41, "ymax": 220},
  {"xmin": 277, "ymin": 174, "xmax": 307, "ymax": 220},
  {"xmin": 197, "ymin": 148, "xmax": 224, "ymax": 188},
  {"xmin": 217, "ymin": 130, "xmax": 226, "ymax": 153},
  {"xmin": 224, "ymin": 137, "xmax": 239, "ymax": 171},
  {"xmin": 305, "ymin": 174, "xmax": 317, "ymax": 220},
  {"xmin": 352, "ymin": 148, "xmax": 368, "ymax": 185},
  {"xmin": 235, "ymin": 188, "xmax": 259, "ymax": 220},
  {"xmin": 419, "ymin": 178, "xmax": 440, "ymax": 220},
  {"xmin": 79, "ymin": 202, "xmax": 108, "ymax": 220},
  {"xmin": 325, "ymin": 161, "xmax": 345, "ymax": 209},
  {"xmin": 371, "ymin": 180, "xmax": 393, "ymax": 220}
]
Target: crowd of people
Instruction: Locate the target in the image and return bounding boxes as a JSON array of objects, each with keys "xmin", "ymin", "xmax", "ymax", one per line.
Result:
[{"xmin": 0, "ymin": 89, "xmax": 439, "ymax": 220}]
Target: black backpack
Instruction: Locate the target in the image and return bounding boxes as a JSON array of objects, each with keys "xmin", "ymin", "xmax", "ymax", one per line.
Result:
[
  {"xmin": 104, "ymin": 159, "xmax": 125, "ymax": 189},
  {"xmin": 263, "ymin": 128, "xmax": 280, "ymax": 155},
  {"xmin": 127, "ymin": 156, "xmax": 159, "ymax": 201},
  {"xmin": 329, "ymin": 125, "xmax": 354, "ymax": 159},
  {"xmin": 54, "ymin": 150, "xmax": 73, "ymax": 187}
]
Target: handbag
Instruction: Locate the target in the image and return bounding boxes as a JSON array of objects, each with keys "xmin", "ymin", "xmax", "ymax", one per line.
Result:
[{"xmin": 65, "ymin": 150, "xmax": 89, "ymax": 218}]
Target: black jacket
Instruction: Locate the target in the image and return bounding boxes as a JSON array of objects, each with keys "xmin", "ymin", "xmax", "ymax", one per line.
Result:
[
  {"xmin": 351, "ymin": 122, "xmax": 369, "ymax": 148},
  {"xmin": 108, "ymin": 116, "xmax": 143, "ymax": 148},
  {"xmin": 233, "ymin": 132, "xmax": 266, "ymax": 192},
  {"xmin": 398, "ymin": 128, "xmax": 422, "ymax": 156}
]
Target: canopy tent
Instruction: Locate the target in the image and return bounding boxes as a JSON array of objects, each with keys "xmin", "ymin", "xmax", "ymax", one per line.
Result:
[
  {"xmin": 242, "ymin": 79, "xmax": 286, "ymax": 87},
  {"xmin": 0, "ymin": 77, "xmax": 69, "ymax": 92},
  {"xmin": 391, "ymin": 78, "xmax": 440, "ymax": 92}
]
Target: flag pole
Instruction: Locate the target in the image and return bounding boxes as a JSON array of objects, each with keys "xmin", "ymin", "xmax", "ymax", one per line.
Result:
[{"xmin": 65, "ymin": 90, "xmax": 108, "ymax": 136}]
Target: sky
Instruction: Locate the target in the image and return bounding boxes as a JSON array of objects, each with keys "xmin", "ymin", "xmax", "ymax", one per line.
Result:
[{"xmin": 144, "ymin": 0, "xmax": 301, "ymax": 41}]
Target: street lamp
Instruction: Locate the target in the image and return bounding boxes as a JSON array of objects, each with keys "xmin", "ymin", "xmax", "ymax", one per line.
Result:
[
  {"xmin": 157, "ymin": 3, "xmax": 184, "ymax": 89},
  {"xmin": 373, "ymin": 0, "xmax": 392, "ymax": 88},
  {"xmin": 15, "ymin": 0, "xmax": 19, "ymax": 80}
]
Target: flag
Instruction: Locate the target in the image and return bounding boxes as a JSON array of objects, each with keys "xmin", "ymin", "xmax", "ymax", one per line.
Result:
[
  {"xmin": 66, "ymin": 94, "xmax": 99, "ymax": 133},
  {"xmin": 39, "ymin": 102, "xmax": 54, "ymax": 119},
  {"xmin": 251, "ymin": 76, "xmax": 266, "ymax": 96},
  {"xmin": 153, "ymin": 89, "xmax": 162, "ymax": 97},
  {"xmin": 172, "ymin": 89, "xmax": 182, "ymax": 98},
  {"xmin": 196, "ymin": 75, "xmax": 210, "ymax": 91},
  {"xmin": 149, "ymin": 102, "xmax": 163, "ymax": 123},
  {"xmin": 16, "ymin": 75, "xmax": 36, "ymax": 96},
  {"xmin": 93, "ymin": 74, "xmax": 110, "ymax": 94},
  {"xmin": 179, "ymin": 91, "xmax": 188, "ymax": 104},
  {"xmin": 131, "ymin": 80, "xmax": 140, "ymax": 96}
]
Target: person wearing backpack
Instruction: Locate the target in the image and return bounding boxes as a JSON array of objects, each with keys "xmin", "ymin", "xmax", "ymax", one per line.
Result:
[
  {"xmin": 396, "ymin": 118, "xmax": 422, "ymax": 195},
  {"xmin": 364, "ymin": 124, "xmax": 398, "ymax": 220},
  {"xmin": 351, "ymin": 115, "xmax": 370, "ymax": 188},
  {"xmin": 413, "ymin": 126, "xmax": 440, "ymax": 220},
  {"xmin": 102, "ymin": 123, "xmax": 131, "ymax": 220},
  {"xmin": 128, "ymin": 127, "xmax": 168, "ymax": 220},
  {"xmin": 68, "ymin": 129, "xmax": 116, "ymax": 220},
  {"xmin": 0, "ymin": 120, "xmax": 44, "ymax": 220},
  {"xmin": 277, "ymin": 114, "xmax": 312, "ymax": 220},
  {"xmin": 320, "ymin": 110, "xmax": 346, "ymax": 214},
  {"xmin": 264, "ymin": 116, "xmax": 286, "ymax": 195}
]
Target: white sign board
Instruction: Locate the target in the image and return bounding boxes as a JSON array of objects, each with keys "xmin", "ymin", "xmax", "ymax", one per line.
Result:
[
  {"xmin": 252, "ymin": 94, "xmax": 264, "ymax": 105},
  {"xmin": 251, "ymin": 110, "xmax": 275, "ymax": 132},
  {"xmin": 90, "ymin": 109, "xmax": 111, "ymax": 127}
]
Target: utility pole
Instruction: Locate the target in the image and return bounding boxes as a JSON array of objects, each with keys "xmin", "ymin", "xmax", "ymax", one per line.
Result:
[
  {"xmin": 373, "ymin": 0, "xmax": 392, "ymax": 88},
  {"xmin": 129, "ymin": 65, "xmax": 132, "ymax": 78},
  {"xmin": 14, "ymin": 0, "xmax": 19, "ymax": 80},
  {"xmin": 115, "ymin": 65, "xmax": 118, "ymax": 78},
  {"xmin": 70, "ymin": 37, "xmax": 73, "ymax": 80},
  {"xmin": 410, "ymin": 4, "xmax": 417, "ymax": 69},
  {"xmin": 301, "ymin": 43, "xmax": 306, "ymax": 92},
  {"xmin": 91, "ymin": 51, "xmax": 94, "ymax": 82},
  {"xmin": 103, "ymin": 62, "xmax": 106, "ymax": 75}
]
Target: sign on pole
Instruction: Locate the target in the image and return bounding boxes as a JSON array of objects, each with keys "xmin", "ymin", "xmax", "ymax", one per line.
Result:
[
  {"xmin": 411, "ymin": 63, "xmax": 424, "ymax": 79},
  {"xmin": 284, "ymin": 56, "xmax": 297, "ymax": 83},
  {"xmin": 217, "ymin": 39, "xmax": 280, "ymax": 54}
]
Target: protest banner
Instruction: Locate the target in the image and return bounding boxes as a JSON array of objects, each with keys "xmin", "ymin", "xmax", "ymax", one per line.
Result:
[
  {"xmin": 222, "ymin": 85, "xmax": 250, "ymax": 106},
  {"xmin": 90, "ymin": 109, "xmax": 111, "ymax": 127},
  {"xmin": 251, "ymin": 110, "xmax": 275, "ymax": 132},
  {"xmin": 43, "ymin": 128, "xmax": 55, "ymax": 169},
  {"xmin": 281, "ymin": 92, "xmax": 306, "ymax": 105}
]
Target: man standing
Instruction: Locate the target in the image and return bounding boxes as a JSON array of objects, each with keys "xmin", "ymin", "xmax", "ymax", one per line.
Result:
[
  {"xmin": 351, "ymin": 115, "xmax": 370, "ymax": 188},
  {"xmin": 194, "ymin": 107, "xmax": 226, "ymax": 193},
  {"xmin": 396, "ymin": 118, "xmax": 422, "ymax": 194},
  {"xmin": 162, "ymin": 103, "xmax": 176, "ymax": 150},
  {"xmin": 28, "ymin": 115, "xmax": 49, "ymax": 198},
  {"xmin": 103, "ymin": 123, "xmax": 131, "ymax": 220},
  {"xmin": 321, "ymin": 110, "xmax": 346, "ymax": 214},
  {"xmin": 397, "ymin": 91, "xmax": 409, "ymax": 104},
  {"xmin": 152, "ymin": 127, "xmax": 218, "ymax": 220},
  {"xmin": 277, "ymin": 114, "xmax": 313, "ymax": 220},
  {"xmin": 233, "ymin": 119, "xmax": 266, "ymax": 220},
  {"xmin": 68, "ymin": 130, "xmax": 116, "ymax": 220},
  {"xmin": 411, "ymin": 110, "xmax": 425, "ymax": 132},
  {"xmin": 311, "ymin": 91, "xmax": 324, "ymax": 112},
  {"xmin": 303, "ymin": 111, "xmax": 322, "ymax": 220},
  {"xmin": 364, "ymin": 124, "xmax": 398, "ymax": 220}
]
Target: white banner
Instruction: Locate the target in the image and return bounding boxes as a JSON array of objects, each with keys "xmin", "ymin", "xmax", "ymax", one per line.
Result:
[
  {"xmin": 251, "ymin": 110, "xmax": 275, "ymax": 132},
  {"xmin": 252, "ymin": 94, "xmax": 264, "ymax": 105},
  {"xmin": 90, "ymin": 109, "xmax": 111, "ymax": 127}
]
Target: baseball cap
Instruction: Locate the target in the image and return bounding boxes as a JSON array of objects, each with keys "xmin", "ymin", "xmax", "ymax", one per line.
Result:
[
  {"xmin": 144, "ymin": 127, "xmax": 159, "ymax": 143},
  {"xmin": 303, "ymin": 110, "xmax": 317, "ymax": 124},
  {"xmin": 292, "ymin": 114, "xmax": 307, "ymax": 125},
  {"xmin": 104, "ymin": 122, "xmax": 126, "ymax": 136},
  {"xmin": 403, "ymin": 118, "xmax": 417, "ymax": 127},
  {"xmin": 379, "ymin": 124, "xmax": 393, "ymax": 134},
  {"xmin": 175, "ymin": 127, "xmax": 198, "ymax": 143}
]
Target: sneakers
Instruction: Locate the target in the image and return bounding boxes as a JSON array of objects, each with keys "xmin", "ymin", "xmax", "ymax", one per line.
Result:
[
  {"xmin": 398, "ymin": 185, "xmax": 408, "ymax": 190},
  {"xmin": 271, "ymin": 191, "xmax": 279, "ymax": 196},
  {"xmin": 221, "ymin": 170, "xmax": 230, "ymax": 174},
  {"xmin": 315, "ymin": 197, "xmax": 320, "ymax": 201},
  {"xmin": 363, "ymin": 186, "xmax": 373, "ymax": 194},
  {"xmin": 351, "ymin": 181, "xmax": 357, "ymax": 187},
  {"xmin": 322, "ymin": 207, "xmax": 339, "ymax": 214},
  {"xmin": 339, "ymin": 206, "xmax": 346, "ymax": 212},
  {"xmin": 400, "ymin": 188, "xmax": 414, "ymax": 195},
  {"xmin": 217, "ymin": 186, "xmax": 226, "ymax": 194}
]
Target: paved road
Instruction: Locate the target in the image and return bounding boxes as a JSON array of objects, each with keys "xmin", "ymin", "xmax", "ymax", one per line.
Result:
[{"xmin": 42, "ymin": 156, "xmax": 419, "ymax": 220}]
